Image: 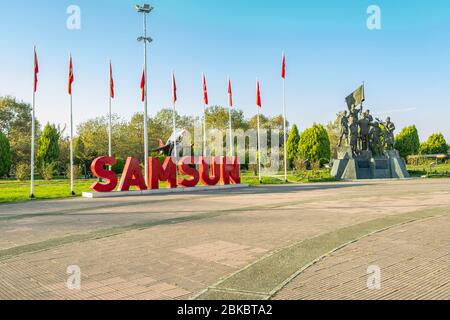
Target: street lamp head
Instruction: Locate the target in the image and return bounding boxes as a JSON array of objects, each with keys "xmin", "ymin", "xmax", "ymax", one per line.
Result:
[
  {"xmin": 135, "ymin": 4, "xmax": 153, "ymax": 13},
  {"xmin": 137, "ymin": 36, "xmax": 153, "ymax": 43}
]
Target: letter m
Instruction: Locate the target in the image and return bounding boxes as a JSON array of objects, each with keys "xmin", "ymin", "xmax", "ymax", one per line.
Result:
[{"xmin": 148, "ymin": 157, "xmax": 177, "ymax": 189}]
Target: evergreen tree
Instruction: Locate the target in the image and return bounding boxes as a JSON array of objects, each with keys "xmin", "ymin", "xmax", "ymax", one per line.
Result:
[
  {"xmin": 420, "ymin": 133, "xmax": 448, "ymax": 155},
  {"xmin": 0, "ymin": 132, "xmax": 11, "ymax": 177},
  {"xmin": 395, "ymin": 125, "xmax": 420, "ymax": 158},
  {"xmin": 37, "ymin": 123, "xmax": 60, "ymax": 166},
  {"xmin": 286, "ymin": 124, "xmax": 300, "ymax": 165},
  {"xmin": 298, "ymin": 123, "xmax": 331, "ymax": 165}
]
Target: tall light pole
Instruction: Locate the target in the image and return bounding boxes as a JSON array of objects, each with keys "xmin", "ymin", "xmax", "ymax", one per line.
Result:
[{"xmin": 135, "ymin": 4, "xmax": 153, "ymax": 187}]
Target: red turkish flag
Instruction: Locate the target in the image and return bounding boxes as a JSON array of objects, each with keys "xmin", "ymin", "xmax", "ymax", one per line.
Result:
[
  {"xmin": 281, "ymin": 51, "xmax": 286, "ymax": 79},
  {"xmin": 227, "ymin": 78, "xmax": 233, "ymax": 108},
  {"xmin": 33, "ymin": 47, "xmax": 39, "ymax": 93},
  {"xmin": 140, "ymin": 70, "xmax": 146, "ymax": 102},
  {"xmin": 109, "ymin": 61, "xmax": 114, "ymax": 99},
  {"xmin": 172, "ymin": 73, "xmax": 177, "ymax": 104},
  {"xmin": 202, "ymin": 73, "xmax": 209, "ymax": 105},
  {"xmin": 68, "ymin": 55, "xmax": 74, "ymax": 95},
  {"xmin": 256, "ymin": 80, "xmax": 262, "ymax": 108}
]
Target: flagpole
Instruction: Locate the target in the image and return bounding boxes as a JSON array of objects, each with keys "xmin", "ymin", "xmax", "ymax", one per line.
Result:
[
  {"xmin": 228, "ymin": 76, "xmax": 233, "ymax": 157},
  {"xmin": 108, "ymin": 61, "xmax": 112, "ymax": 161},
  {"xmin": 31, "ymin": 86, "xmax": 36, "ymax": 198},
  {"xmin": 202, "ymin": 73, "xmax": 207, "ymax": 158},
  {"xmin": 256, "ymin": 79, "xmax": 262, "ymax": 184},
  {"xmin": 30, "ymin": 47, "xmax": 36, "ymax": 199},
  {"xmin": 257, "ymin": 105, "xmax": 262, "ymax": 184},
  {"xmin": 70, "ymin": 90, "xmax": 74, "ymax": 196},
  {"xmin": 282, "ymin": 51, "xmax": 288, "ymax": 183},
  {"xmin": 172, "ymin": 72, "xmax": 178, "ymax": 168}
]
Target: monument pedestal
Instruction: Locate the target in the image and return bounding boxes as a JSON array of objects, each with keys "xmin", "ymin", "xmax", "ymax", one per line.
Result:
[{"xmin": 331, "ymin": 147, "xmax": 410, "ymax": 180}]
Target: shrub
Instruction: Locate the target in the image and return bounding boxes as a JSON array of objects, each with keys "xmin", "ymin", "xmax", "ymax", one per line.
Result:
[
  {"xmin": 41, "ymin": 162, "xmax": 56, "ymax": 181},
  {"xmin": 66, "ymin": 165, "xmax": 82, "ymax": 180},
  {"xmin": 420, "ymin": 133, "xmax": 448, "ymax": 155},
  {"xmin": 298, "ymin": 123, "xmax": 331, "ymax": 166},
  {"xmin": 0, "ymin": 132, "xmax": 12, "ymax": 177},
  {"xmin": 16, "ymin": 163, "xmax": 30, "ymax": 181},
  {"xmin": 395, "ymin": 125, "xmax": 420, "ymax": 158}
]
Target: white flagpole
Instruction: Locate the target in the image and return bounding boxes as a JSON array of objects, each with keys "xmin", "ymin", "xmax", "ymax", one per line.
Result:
[
  {"xmin": 30, "ymin": 46, "xmax": 36, "ymax": 199},
  {"xmin": 70, "ymin": 91, "xmax": 74, "ymax": 195},
  {"xmin": 202, "ymin": 73, "xmax": 207, "ymax": 158},
  {"xmin": 108, "ymin": 61, "xmax": 112, "ymax": 161},
  {"xmin": 172, "ymin": 72, "xmax": 177, "ymax": 165},
  {"xmin": 282, "ymin": 51, "xmax": 288, "ymax": 183},
  {"xmin": 256, "ymin": 79, "xmax": 262, "ymax": 184},
  {"xmin": 228, "ymin": 76, "xmax": 233, "ymax": 157}
]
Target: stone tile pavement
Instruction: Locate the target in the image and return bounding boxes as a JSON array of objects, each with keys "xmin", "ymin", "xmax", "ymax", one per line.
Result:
[
  {"xmin": 0, "ymin": 179, "xmax": 449, "ymax": 300},
  {"xmin": 274, "ymin": 214, "xmax": 450, "ymax": 300}
]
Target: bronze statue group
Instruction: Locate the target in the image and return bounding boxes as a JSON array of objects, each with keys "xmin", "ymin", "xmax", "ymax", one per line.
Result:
[{"xmin": 338, "ymin": 104, "xmax": 396, "ymax": 157}]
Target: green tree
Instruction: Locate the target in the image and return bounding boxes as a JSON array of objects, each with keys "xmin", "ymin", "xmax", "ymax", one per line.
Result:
[
  {"xmin": 0, "ymin": 96, "xmax": 40, "ymax": 170},
  {"xmin": 205, "ymin": 106, "xmax": 248, "ymax": 131},
  {"xmin": 37, "ymin": 124, "xmax": 60, "ymax": 167},
  {"xmin": 395, "ymin": 125, "xmax": 420, "ymax": 158},
  {"xmin": 326, "ymin": 117, "xmax": 340, "ymax": 159},
  {"xmin": 420, "ymin": 133, "xmax": 448, "ymax": 155},
  {"xmin": 298, "ymin": 123, "xmax": 331, "ymax": 165},
  {"xmin": 0, "ymin": 131, "xmax": 12, "ymax": 177},
  {"xmin": 286, "ymin": 124, "xmax": 300, "ymax": 165}
]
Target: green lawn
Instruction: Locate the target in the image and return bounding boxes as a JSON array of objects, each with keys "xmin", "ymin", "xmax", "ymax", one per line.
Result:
[
  {"xmin": 0, "ymin": 170, "xmax": 337, "ymax": 204},
  {"xmin": 2, "ymin": 164, "xmax": 448, "ymax": 204},
  {"xmin": 407, "ymin": 163, "xmax": 450, "ymax": 178},
  {"xmin": 0, "ymin": 179, "xmax": 95, "ymax": 203}
]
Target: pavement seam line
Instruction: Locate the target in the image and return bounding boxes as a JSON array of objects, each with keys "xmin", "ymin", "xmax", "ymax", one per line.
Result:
[{"xmin": 193, "ymin": 207, "xmax": 450, "ymax": 300}]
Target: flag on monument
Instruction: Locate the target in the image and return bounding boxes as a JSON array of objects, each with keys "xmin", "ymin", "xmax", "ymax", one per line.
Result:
[
  {"xmin": 68, "ymin": 55, "xmax": 74, "ymax": 95},
  {"xmin": 109, "ymin": 62, "xmax": 114, "ymax": 99},
  {"xmin": 281, "ymin": 51, "xmax": 286, "ymax": 79},
  {"xmin": 140, "ymin": 70, "xmax": 146, "ymax": 102},
  {"xmin": 256, "ymin": 80, "xmax": 262, "ymax": 108},
  {"xmin": 346, "ymin": 84, "xmax": 365, "ymax": 108},
  {"xmin": 33, "ymin": 47, "xmax": 39, "ymax": 92},
  {"xmin": 227, "ymin": 78, "xmax": 233, "ymax": 108},
  {"xmin": 172, "ymin": 73, "xmax": 177, "ymax": 104},
  {"xmin": 202, "ymin": 74, "xmax": 209, "ymax": 105}
]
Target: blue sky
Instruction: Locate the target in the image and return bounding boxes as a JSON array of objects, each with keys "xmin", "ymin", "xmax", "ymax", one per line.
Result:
[{"xmin": 0, "ymin": 0, "xmax": 449, "ymax": 141}]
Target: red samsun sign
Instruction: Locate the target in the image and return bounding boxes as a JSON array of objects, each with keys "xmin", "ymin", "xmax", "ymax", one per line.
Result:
[{"xmin": 90, "ymin": 156, "xmax": 241, "ymax": 193}]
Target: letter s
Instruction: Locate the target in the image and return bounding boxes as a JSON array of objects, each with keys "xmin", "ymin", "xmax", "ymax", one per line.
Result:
[{"xmin": 90, "ymin": 156, "xmax": 118, "ymax": 192}]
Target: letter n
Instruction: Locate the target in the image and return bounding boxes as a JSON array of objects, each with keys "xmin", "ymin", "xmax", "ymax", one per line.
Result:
[
  {"xmin": 118, "ymin": 157, "xmax": 147, "ymax": 191},
  {"xmin": 199, "ymin": 157, "xmax": 221, "ymax": 186},
  {"xmin": 220, "ymin": 156, "xmax": 241, "ymax": 185},
  {"xmin": 90, "ymin": 156, "xmax": 118, "ymax": 192},
  {"xmin": 148, "ymin": 157, "xmax": 177, "ymax": 189}
]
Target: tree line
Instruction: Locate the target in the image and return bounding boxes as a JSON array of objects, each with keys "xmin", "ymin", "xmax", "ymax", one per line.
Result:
[{"xmin": 1, "ymin": 95, "xmax": 448, "ymax": 179}]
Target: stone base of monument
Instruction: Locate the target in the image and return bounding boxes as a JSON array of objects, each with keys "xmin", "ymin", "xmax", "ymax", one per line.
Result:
[{"xmin": 331, "ymin": 147, "xmax": 410, "ymax": 180}]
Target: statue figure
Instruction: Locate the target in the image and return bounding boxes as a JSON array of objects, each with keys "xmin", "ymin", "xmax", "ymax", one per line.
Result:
[
  {"xmin": 358, "ymin": 114, "xmax": 371, "ymax": 151},
  {"xmin": 378, "ymin": 117, "xmax": 396, "ymax": 150},
  {"xmin": 369, "ymin": 121, "xmax": 383, "ymax": 156},
  {"xmin": 364, "ymin": 109, "xmax": 374, "ymax": 123},
  {"xmin": 338, "ymin": 111, "xmax": 349, "ymax": 147},
  {"xmin": 349, "ymin": 122, "xmax": 359, "ymax": 156},
  {"xmin": 347, "ymin": 104, "xmax": 361, "ymax": 124}
]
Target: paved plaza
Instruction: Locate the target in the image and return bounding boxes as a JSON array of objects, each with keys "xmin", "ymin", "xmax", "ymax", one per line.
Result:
[{"xmin": 0, "ymin": 179, "xmax": 449, "ymax": 300}]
